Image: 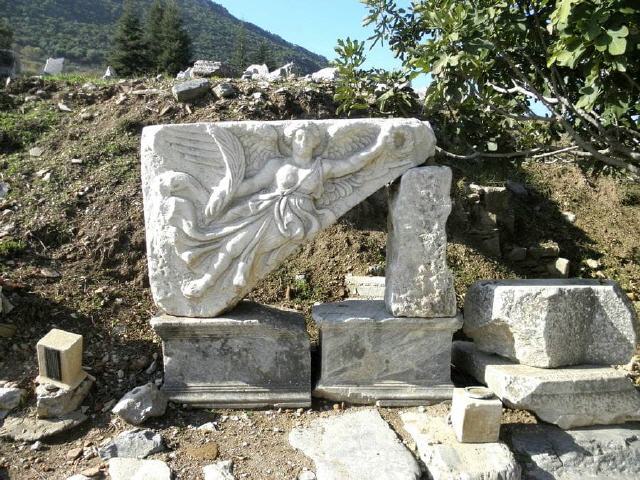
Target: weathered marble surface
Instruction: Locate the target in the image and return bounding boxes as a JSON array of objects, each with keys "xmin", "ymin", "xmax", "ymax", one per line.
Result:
[
  {"xmin": 386, "ymin": 166, "xmax": 457, "ymax": 318},
  {"xmin": 344, "ymin": 275, "xmax": 385, "ymax": 299},
  {"xmin": 450, "ymin": 387, "xmax": 502, "ymax": 443},
  {"xmin": 313, "ymin": 300, "xmax": 461, "ymax": 405},
  {"xmin": 43, "ymin": 57, "xmax": 64, "ymax": 75},
  {"xmin": 289, "ymin": 409, "xmax": 422, "ymax": 480},
  {"xmin": 508, "ymin": 422, "xmax": 640, "ymax": 480},
  {"xmin": 401, "ymin": 412, "xmax": 521, "ymax": 480},
  {"xmin": 453, "ymin": 341, "xmax": 640, "ymax": 429},
  {"xmin": 151, "ymin": 301, "xmax": 311, "ymax": 408},
  {"xmin": 142, "ymin": 119, "xmax": 435, "ymax": 317},
  {"xmin": 0, "ymin": 410, "xmax": 87, "ymax": 441},
  {"xmin": 463, "ymin": 279, "xmax": 639, "ymax": 367}
]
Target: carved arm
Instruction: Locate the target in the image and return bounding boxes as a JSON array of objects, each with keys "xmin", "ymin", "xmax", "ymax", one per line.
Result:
[{"xmin": 323, "ymin": 126, "xmax": 393, "ymax": 179}]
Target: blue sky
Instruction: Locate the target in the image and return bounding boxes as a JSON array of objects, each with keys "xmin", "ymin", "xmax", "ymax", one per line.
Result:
[{"xmin": 214, "ymin": 0, "xmax": 421, "ymax": 81}]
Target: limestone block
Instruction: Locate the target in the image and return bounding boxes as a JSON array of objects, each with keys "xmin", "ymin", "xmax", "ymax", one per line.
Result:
[
  {"xmin": 43, "ymin": 57, "xmax": 64, "ymax": 75},
  {"xmin": 112, "ymin": 383, "xmax": 167, "ymax": 425},
  {"xmin": 313, "ymin": 300, "xmax": 461, "ymax": 406},
  {"xmin": 36, "ymin": 329, "xmax": 87, "ymax": 389},
  {"xmin": 242, "ymin": 64, "xmax": 269, "ymax": 80},
  {"xmin": 99, "ymin": 429, "xmax": 164, "ymax": 460},
  {"xmin": 192, "ymin": 60, "xmax": 238, "ymax": 78},
  {"xmin": 344, "ymin": 275, "xmax": 385, "ymax": 299},
  {"xmin": 401, "ymin": 412, "xmax": 521, "ymax": 480},
  {"xmin": 171, "ymin": 79, "xmax": 210, "ymax": 102},
  {"xmin": 508, "ymin": 423, "xmax": 640, "ymax": 479},
  {"xmin": 463, "ymin": 279, "xmax": 639, "ymax": 367},
  {"xmin": 203, "ymin": 460, "xmax": 235, "ymax": 480},
  {"xmin": 452, "ymin": 341, "xmax": 640, "ymax": 429},
  {"xmin": 103, "ymin": 66, "xmax": 117, "ymax": 79},
  {"xmin": 0, "ymin": 411, "xmax": 87, "ymax": 441},
  {"xmin": 151, "ymin": 302, "xmax": 311, "ymax": 408},
  {"xmin": 450, "ymin": 387, "xmax": 502, "ymax": 443},
  {"xmin": 142, "ymin": 119, "xmax": 435, "ymax": 317},
  {"xmin": 289, "ymin": 409, "xmax": 422, "ymax": 480},
  {"xmin": 108, "ymin": 458, "xmax": 172, "ymax": 480},
  {"xmin": 36, "ymin": 375, "xmax": 94, "ymax": 418},
  {"xmin": 385, "ymin": 166, "xmax": 457, "ymax": 318},
  {"xmin": 311, "ymin": 67, "xmax": 339, "ymax": 82}
]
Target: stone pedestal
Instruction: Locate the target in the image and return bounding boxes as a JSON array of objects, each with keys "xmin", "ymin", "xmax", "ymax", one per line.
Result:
[
  {"xmin": 312, "ymin": 300, "xmax": 462, "ymax": 406},
  {"xmin": 151, "ymin": 302, "xmax": 311, "ymax": 408}
]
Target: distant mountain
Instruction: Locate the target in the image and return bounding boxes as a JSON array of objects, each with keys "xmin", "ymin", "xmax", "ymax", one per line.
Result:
[{"xmin": 3, "ymin": 0, "xmax": 329, "ymax": 74}]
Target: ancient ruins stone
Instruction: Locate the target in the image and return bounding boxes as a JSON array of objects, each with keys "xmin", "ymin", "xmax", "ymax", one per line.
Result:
[
  {"xmin": 289, "ymin": 409, "xmax": 422, "ymax": 480},
  {"xmin": 450, "ymin": 387, "xmax": 502, "ymax": 443},
  {"xmin": 0, "ymin": 387, "xmax": 25, "ymax": 417},
  {"xmin": 344, "ymin": 275, "xmax": 385, "ymax": 299},
  {"xmin": 171, "ymin": 79, "xmax": 210, "ymax": 102},
  {"xmin": 192, "ymin": 60, "xmax": 238, "ymax": 78},
  {"xmin": 103, "ymin": 66, "xmax": 117, "ymax": 79},
  {"xmin": 452, "ymin": 341, "xmax": 640, "ymax": 429},
  {"xmin": 0, "ymin": 411, "xmax": 87, "ymax": 441},
  {"xmin": 401, "ymin": 411, "xmax": 521, "ymax": 480},
  {"xmin": 152, "ymin": 302, "xmax": 311, "ymax": 408},
  {"xmin": 142, "ymin": 118, "xmax": 435, "ymax": 317},
  {"xmin": 311, "ymin": 67, "xmax": 339, "ymax": 82},
  {"xmin": 43, "ymin": 57, "xmax": 64, "ymax": 75},
  {"xmin": 203, "ymin": 460, "xmax": 235, "ymax": 480},
  {"xmin": 108, "ymin": 458, "xmax": 171, "ymax": 480},
  {"xmin": 99, "ymin": 429, "xmax": 164, "ymax": 460},
  {"xmin": 242, "ymin": 64, "xmax": 269, "ymax": 80},
  {"xmin": 112, "ymin": 383, "xmax": 168, "ymax": 425},
  {"xmin": 463, "ymin": 279, "xmax": 639, "ymax": 367},
  {"xmin": 268, "ymin": 62, "xmax": 295, "ymax": 80},
  {"xmin": 36, "ymin": 375, "xmax": 94, "ymax": 418},
  {"xmin": 386, "ymin": 166, "xmax": 456, "ymax": 317},
  {"xmin": 213, "ymin": 82, "xmax": 236, "ymax": 99},
  {"xmin": 508, "ymin": 423, "xmax": 640, "ymax": 479},
  {"xmin": 313, "ymin": 300, "xmax": 461, "ymax": 405},
  {"xmin": 37, "ymin": 329, "xmax": 88, "ymax": 389}
]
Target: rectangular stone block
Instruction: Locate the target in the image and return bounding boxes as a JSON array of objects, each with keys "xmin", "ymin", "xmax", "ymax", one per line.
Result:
[
  {"xmin": 313, "ymin": 300, "xmax": 462, "ymax": 406},
  {"xmin": 151, "ymin": 302, "xmax": 311, "ymax": 408},
  {"xmin": 385, "ymin": 166, "xmax": 457, "ymax": 318},
  {"xmin": 463, "ymin": 279, "xmax": 639, "ymax": 367},
  {"xmin": 452, "ymin": 341, "xmax": 640, "ymax": 429},
  {"xmin": 344, "ymin": 275, "xmax": 385, "ymax": 299},
  {"xmin": 451, "ymin": 387, "xmax": 502, "ymax": 443},
  {"xmin": 36, "ymin": 329, "xmax": 87, "ymax": 389}
]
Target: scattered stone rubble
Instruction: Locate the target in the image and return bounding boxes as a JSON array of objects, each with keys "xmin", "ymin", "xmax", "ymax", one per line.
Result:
[
  {"xmin": 171, "ymin": 78, "xmax": 210, "ymax": 102},
  {"xmin": 98, "ymin": 429, "xmax": 164, "ymax": 460},
  {"xmin": 192, "ymin": 60, "xmax": 238, "ymax": 79},
  {"xmin": 112, "ymin": 383, "xmax": 167, "ymax": 425}
]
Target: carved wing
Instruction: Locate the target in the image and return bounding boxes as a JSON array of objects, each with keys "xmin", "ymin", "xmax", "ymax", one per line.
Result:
[
  {"xmin": 205, "ymin": 125, "xmax": 246, "ymax": 217},
  {"xmin": 227, "ymin": 123, "xmax": 281, "ymax": 177}
]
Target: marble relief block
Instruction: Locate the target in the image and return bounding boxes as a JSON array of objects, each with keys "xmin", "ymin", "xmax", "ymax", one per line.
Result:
[{"xmin": 141, "ymin": 119, "xmax": 436, "ymax": 317}]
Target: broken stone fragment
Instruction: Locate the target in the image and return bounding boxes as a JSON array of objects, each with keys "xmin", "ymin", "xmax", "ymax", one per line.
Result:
[
  {"xmin": 401, "ymin": 411, "xmax": 520, "ymax": 480},
  {"xmin": 463, "ymin": 279, "xmax": 639, "ymax": 367},
  {"xmin": 289, "ymin": 409, "xmax": 421, "ymax": 480},
  {"xmin": 385, "ymin": 166, "xmax": 457, "ymax": 318},
  {"xmin": 171, "ymin": 79, "xmax": 210, "ymax": 102},
  {"xmin": 0, "ymin": 387, "xmax": 25, "ymax": 411},
  {"xmin": 108, "ymin": 458, "xmax": 172, "ymax": 480},
  {"xmin": 112, "ymin": 383, "xmax": 167, "ymax": 425},
  {"xmin": 36, "ymin": 375, "xmax": 94, "ymax": 418},
  {"xmin": 452, "ymin": 341, "xmax": 640, "ymax": 429},
  {"xmin": 0, "ymin": 410, "xmax": 87, "ymax": 441},
  {"xmin": 213, "ymin": 82, "xmax": 236, "ymax": 99},
  {"xmin": 99, "ymin": 429, "xmax": 164, "ymax": 460},
  {"xmin": 203, "ymin": 460, "xmax": 235, "ymax": 480},
  {"xmin": 450, "ymin": 387, "xmax": 502, "ymax": 443}
]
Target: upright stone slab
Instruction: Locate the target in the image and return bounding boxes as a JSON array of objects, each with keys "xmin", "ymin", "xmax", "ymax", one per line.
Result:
[
  {"xmin": 453, "ymin": 341, "xmax": 640, "ymax": 429},
  {"xmin": 141, "ymin": 119, "xmax": 435, "ymax": 317},
  {"xmin": 313, "ymin": 300, "xmax": 461, "ymax": 405},
  {"xmin": 43, "ymin": 57, "xmax": 64, "ymax": 75},
  {"xmin": 385, "ymin": 166, "xmax": 457, "ymax": 318},
  {"xmin": 151, "ymin": 302, "xmax": 311, "ymax": 408},
  {"xmin": 289, "ymin": 409, "xmax": 422, "ymax": 480},
  {"xmin": 401, "ymin": 411, "xmax": 521, "ymax": 480},
  {"xmin": 463, "ymin": 279, "xmax": 639, "ymax": 367},
  {"xmin": 344, "ymin": 275, "xmax": 385, "ymax": 299}
]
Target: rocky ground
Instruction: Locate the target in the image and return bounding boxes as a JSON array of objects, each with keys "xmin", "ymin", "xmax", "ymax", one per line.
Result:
[{"xmin": 0, "ymin": 74, "xmax": 639, "ymax": 479}]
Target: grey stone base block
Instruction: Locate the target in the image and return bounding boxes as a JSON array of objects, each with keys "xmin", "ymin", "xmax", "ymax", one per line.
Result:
[
  {"xmin": 151, "ymin": 302, "xmax": 311, "ymax": 408},
  {"xmin": 401, "ymin": 411, "xmax": 521, "ymax": 480},
  {"xmin": 453, "ymin": 341, "xmax": 640, "ymax": 429},
  {"xmin": 507, "ymin": 423, "xmax": 640, "ymax": 479},
  {"xmin": 313, "ymin": 300, "xmax": 462, "ymax": 405}
]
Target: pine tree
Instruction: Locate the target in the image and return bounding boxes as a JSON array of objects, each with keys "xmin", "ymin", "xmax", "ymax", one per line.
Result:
[
  {"xmin": 157, "ymin": 0, "xmax": 191, "ymax": 75},
  {"xmin": 0, "ymin": 18, "xmax": 13, "ymax": 50},
  {"xmin": 232, "ymin": 25, "xmax": 247, "ymax": 71},
  {"xmin": 253, "ymin": 41, "xmax": 274, "ymax": 70},
  {"xmin": 145, "ymin": 0, "xmax": 166, "ymax": 73},
  {"xmin": 108, "ymin": 1, "xmax": 149, "ymax": 77}
]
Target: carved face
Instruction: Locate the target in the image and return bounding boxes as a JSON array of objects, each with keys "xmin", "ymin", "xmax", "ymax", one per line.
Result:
[{"xmin": 291, "ymin": 127, "xmax": 321, "ymax": 165}]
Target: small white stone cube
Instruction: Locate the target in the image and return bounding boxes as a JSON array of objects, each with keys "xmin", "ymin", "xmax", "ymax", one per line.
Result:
[
  {"xmin": 451, "ymin": 387, "xmax": 502, "ymax": 443},
  {"xmin": 36, "ymin": 329, "xmax": 87, "ymax": 389}
]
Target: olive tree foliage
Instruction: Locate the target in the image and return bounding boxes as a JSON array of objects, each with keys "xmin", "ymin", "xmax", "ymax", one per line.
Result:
[{"xmin": 360, "ymin": 0, "xmax": 640, "ymax": 175}]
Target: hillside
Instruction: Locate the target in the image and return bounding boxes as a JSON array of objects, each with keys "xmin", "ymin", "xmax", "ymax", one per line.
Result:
[{"xmin": 1, "ymin": 0, "xmax": 328, "ymax": 73}]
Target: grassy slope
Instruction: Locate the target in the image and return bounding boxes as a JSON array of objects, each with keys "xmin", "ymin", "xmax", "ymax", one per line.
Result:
[{"xmin": 3, "ymin": 0, "xmax": 328, "ymax": 73}]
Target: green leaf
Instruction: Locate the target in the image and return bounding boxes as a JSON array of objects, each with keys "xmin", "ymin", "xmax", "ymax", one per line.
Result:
[
  {"xmin": 594, "ymin": 33, "xmax": 610, "ymax": 52},
  {"xmin": 608, "ymin": 25, "xmax": 629, "ymax": 38},
  {"xmin": 608, "ymin": 36, "xmax": 627, "ymax": 55}
]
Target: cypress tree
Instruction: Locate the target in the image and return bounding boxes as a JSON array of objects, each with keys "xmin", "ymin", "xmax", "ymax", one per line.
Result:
[
  {"xmin": 108, "ymin": 1, "xmax": 149, "ymax": 77},
  {"xmin": 253, "ymin": 41, "xmax": 274, "ymax": 70},
  {"xmin": 145, "ymin": 0, "xmax": 166, "ymax": 73},
  {"xmin": 157, "ymin": 1, "xmax": 191, "ymax": 75},
  {"xmin": 0, "ymin": 18, "xmax": 13, "ymax": 50},
  {"xmin": 232, "ymin": 25, "xmax": 247, "ymax": 71}
]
